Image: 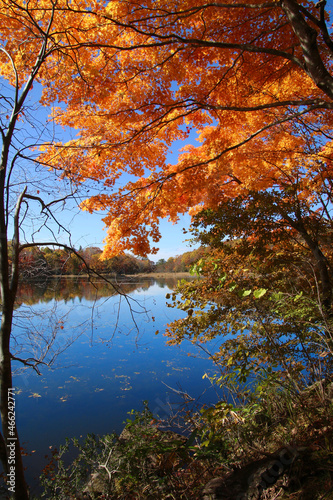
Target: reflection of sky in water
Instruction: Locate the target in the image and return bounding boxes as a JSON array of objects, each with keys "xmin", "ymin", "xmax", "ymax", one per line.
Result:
[{"xmin": 12, "ymin": 279, "xmax": 220, "ymax": 493}]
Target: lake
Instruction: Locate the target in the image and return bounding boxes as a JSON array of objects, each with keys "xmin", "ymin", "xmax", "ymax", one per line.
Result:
[{"xmin": 10, "ymin": 276, "xmax": 221, "ymax": 496}]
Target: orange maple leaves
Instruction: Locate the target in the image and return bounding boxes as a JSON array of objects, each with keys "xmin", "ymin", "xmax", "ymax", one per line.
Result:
[{"xmin": 1, "ymin": 0, "xmax": 332, "ymax": 256}]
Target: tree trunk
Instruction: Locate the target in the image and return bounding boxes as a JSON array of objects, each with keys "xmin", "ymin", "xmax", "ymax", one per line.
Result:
[
  {"xmin": 300, "ymin": 232, "xmax": 332, "ymax": 315},
  {"xmin": 0, "ymin": 180, "xmax": 29, "ymax": 497},
  {"xmin": 0, "ymin": 302, "xmax": 29, "ymax": 499},
  {"xmin": 283, "ymin": 211, "xmax": 332, "ymax": 317},
  {"xmin": 281, "ymin": 0, "xmax": 333, "ymax": 101}
]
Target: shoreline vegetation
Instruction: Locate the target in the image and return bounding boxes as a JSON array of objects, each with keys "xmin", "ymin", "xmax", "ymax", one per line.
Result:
[
  {"xmin": 40, "ymin": 378, "xmax": 333, "ymax": 499},
  {"xmin": 125, "ymin": 271, "xmax": 192, "ymax": 279}
]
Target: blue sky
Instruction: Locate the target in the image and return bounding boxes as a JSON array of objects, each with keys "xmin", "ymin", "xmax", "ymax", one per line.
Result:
[
  {"xmin": 6, "ymin": 81, "xmax": 196, "ymax": 262},
  {"xmin": 52, "ymin": 119, "xmax": 199, "ymax": 260},
  {"xmin": 36, "ymin": 126, "xmax": 197, "ymax": 263},
  {"xmin": 58, "ymin": 208, "xmax": 195, "ymax": 261}
]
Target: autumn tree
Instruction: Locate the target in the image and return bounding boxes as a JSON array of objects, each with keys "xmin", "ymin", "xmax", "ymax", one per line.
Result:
[
  {"xmin": 2, "ymin": 0, "xmax": 333, "ymax": 496},
  {"xmin": 37, "ymin": 1, "xmax": 333, "ymax": 265},
  {"xmin": 34, "ymin": 0, "xmax": 333, "ymax": 452},
  {"xmin": 165, "ymin": 180, "xmax": 333, "ymax": 393},
  {"xmin": 155, "ymin": 248, "xmax": 207, "ymax": 272},
  {"xmin": 165, "ymin": 159, "xmax": 333, "ymax": 388},
  {"xmin": 163, "ymin": 160, "xmax": 333, "ymax": 391}
]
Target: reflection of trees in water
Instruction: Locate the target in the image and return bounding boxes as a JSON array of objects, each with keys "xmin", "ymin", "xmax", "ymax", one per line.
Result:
[
  {"xmin": 15, "ymin": 278, "xmax": 134, "ymax": 305},
  {"xmin": 14, "ymin": 276, "xmax": 185, "ymax": 306},
  {"xmin": 116, "ymin": 276, "xmax": 191, "ymax": 292},
  {"xmin": 156, "ymin": 276, "xmax": 188, "ymax": 289}
]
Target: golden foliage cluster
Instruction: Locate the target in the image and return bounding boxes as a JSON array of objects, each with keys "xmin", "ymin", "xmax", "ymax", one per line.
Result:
[{"xmin": 1, "ymin": 0, "xmax": 333, "ymax": 256}]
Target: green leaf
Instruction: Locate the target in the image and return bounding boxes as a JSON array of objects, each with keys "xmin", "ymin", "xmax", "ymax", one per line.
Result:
[
  {"xmin": 253, "ymin": 288, "xmax": 267, "ymax": 299},
  {"xmin": 190, "ymin": 260, "xmax": 204, "ymax": 276},
  {"xmin": 219, "ymin": 272, "xmax": 227, "ymax": 283},
  {"xmin": 184, "ymin": 428, "xmax": 198, "ymax": 448},
  {"xmin": 270, "ymin": 291, "xmax": 284, "ymax": 301}
]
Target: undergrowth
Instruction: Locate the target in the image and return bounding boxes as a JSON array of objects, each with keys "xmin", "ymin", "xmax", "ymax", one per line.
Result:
[{"xmin": 38, "ymin": 377, "xmax": 333, "ymax": 499}]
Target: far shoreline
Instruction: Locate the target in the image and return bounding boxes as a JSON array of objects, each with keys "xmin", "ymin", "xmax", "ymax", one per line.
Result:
[{"xmin": 124, "ymin": 271, "xmax": 192, "ymax": 278}]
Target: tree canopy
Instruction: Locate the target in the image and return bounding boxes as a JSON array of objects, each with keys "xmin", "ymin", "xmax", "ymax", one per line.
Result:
[
  {"xmin": 25, "ymin": 0, "xmax": 333, "ymax": 259},
  {"xmin": 2, "ymin": 0, "xmax": 332, "ymax": 257}
]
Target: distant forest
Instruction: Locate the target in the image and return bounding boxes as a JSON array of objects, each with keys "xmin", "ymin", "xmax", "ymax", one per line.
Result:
[
  {"xmin": 154, "ymin": 247, "xmax": 206, "ymax": 273},
  {"xmin": 16, "ymin": 245, "xmax": 207, "ymax": 278}
]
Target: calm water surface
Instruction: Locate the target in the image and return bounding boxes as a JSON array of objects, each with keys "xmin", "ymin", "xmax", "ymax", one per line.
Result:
[{"xmin": 11, "ymin": 276, "xmax": 220, "ymax": 494}]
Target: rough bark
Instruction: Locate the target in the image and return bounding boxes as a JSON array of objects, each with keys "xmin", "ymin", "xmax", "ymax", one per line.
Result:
[{"xmin": 281, "ymin": 0, "xmax": 333, "ymax": 100}]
